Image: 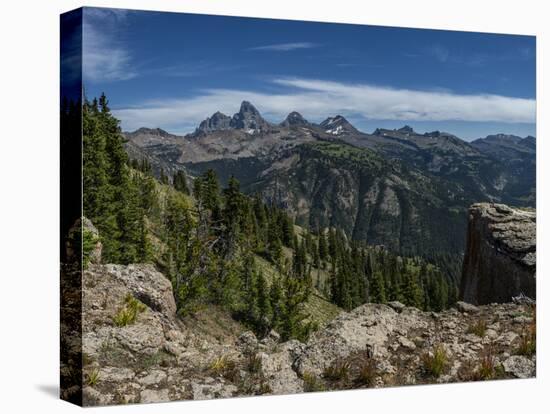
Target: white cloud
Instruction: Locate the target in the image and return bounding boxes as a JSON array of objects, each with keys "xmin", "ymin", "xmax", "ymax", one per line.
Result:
[
  {"xmin": 83, "ymin": 8, "xmax": 137, "ymax": 82},
  {"xmin": 113, "ymin": 77, "xmax": 535, "ymax": 134},
  {"xmin": 247, "ymin": 42, "xmax": 319, "ymax": 51}
]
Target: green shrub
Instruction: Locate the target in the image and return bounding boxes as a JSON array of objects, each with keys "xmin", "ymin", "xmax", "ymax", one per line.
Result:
[
  {"xmin": 113, "ymin": 294, "xmax": 146, "ymax": 327},
  {"xmin": 422, "ymin": 344, "xmax": 448, "ymax": 378},
  {"xmin": 81, "ymin": 228, "xmax": 99, "ymax": 270}
]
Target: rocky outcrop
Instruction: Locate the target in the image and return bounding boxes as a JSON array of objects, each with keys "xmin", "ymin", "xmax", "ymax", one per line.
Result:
[
  {"xmin": 81, "ymin": 263, "xmax": 535, "ymax": 406},
  {"xmin": 460, "ymin": 203, "xmax": 536, "ymax": 305}
]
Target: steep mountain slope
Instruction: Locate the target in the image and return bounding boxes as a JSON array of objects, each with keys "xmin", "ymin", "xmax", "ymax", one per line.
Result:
[
  {"xmin": 245, "ymin": 141, "xmax": 468, "ymax": 258},
  {"xmin": 471, "ymin": 134, "xmax": 536, "ymax": 205}
]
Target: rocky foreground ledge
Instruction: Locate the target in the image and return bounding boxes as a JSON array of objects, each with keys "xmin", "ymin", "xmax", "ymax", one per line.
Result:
[{"xmin": 76, "ymin": 263, "xmax": 536, "ymax": 406}]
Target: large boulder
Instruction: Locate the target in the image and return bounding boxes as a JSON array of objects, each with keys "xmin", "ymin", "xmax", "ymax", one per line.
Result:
[
  {"xmin": 460, "ymin": 203, "xmax": 536, "ymax": 305},
  {"xmin": 96, "ymin": 264, "xmax": 177, "ymax": 317}
]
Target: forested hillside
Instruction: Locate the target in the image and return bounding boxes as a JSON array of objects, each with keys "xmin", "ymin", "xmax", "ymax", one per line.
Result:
[{"xmin": 80, "ymin": 94, "xmax": 457, "ymax": 341}]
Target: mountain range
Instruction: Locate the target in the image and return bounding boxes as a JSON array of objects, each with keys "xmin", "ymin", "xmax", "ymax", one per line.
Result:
[{"xmin": 123, "ymin": 101, "xmax": 536, "ymax": 276}]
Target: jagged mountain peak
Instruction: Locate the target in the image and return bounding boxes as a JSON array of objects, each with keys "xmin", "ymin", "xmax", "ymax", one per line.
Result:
[
  {"xmin": 190, "ymin": 111, "xmax": 232, "ymax": 137},
  {"xmin": 280, "ymin": 111, "xmax": 309, "ymax": 127},
  {"xmin": 238, "ymin": 100, "xmax": 261, "ymax": 116},
  {"xmin": 398, "ymin": 125, "xmax": 415, "ymax": 134},
  {"xmin": 320, "ymin": 115, "xmax": 357, "ymax": 135},
  {"xmin": 230, "ymin": 101, "xmax": 271, "ymax": 133}
]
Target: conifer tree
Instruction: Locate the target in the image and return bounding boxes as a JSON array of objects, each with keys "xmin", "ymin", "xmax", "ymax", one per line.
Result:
[
  {"xmin": 173, "ymin": 170, "xmax": 189, "ymax": 194},
  {"xmin": 318, "ymin": 230, "xmax": 328, "ymax": 261},
  {"xmin": 369, "ymin": 270, "xmax": 387, "ymax": 304}
]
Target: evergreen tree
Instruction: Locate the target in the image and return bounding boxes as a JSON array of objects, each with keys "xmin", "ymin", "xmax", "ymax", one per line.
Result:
[
  {"xmin": 369, "ymin": 271, "xmax": 387, "ymax": 304},
  {"xmin": 173, "ymin": 170, "xmax": 189, "ymax": 194},
  {"xmin": 318, "ymin": 229, "xmax": 328, "ymax": 262},
  {"xmin": 160, "ymin": 168, "xmax": 169, "ymax": 185}
]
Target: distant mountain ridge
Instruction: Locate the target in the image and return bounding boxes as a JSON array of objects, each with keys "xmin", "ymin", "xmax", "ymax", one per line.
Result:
[{"xmin": 123, "ymin": 101, "xmax": 536, "ymax": 268}]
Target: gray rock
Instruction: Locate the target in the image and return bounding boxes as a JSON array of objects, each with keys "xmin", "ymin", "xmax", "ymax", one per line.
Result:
[
  {"xmin": 100, "ymin": 264, "xmax": 177, "ymax": 318},
  {"xmin": 138, "ymin": 370, "xmax": 167, "ymax": 386},
  {"xmin": 191, "ymin": 381, "xmax": 238, "ymax": 400},
  {"xmin": 237, "ymin": 331, "xmax": 258, "ymax": 354},
  {"xmin": 259, "ymin": 343, "xmax": 304, "ymax": 394},
  {"xmin": 456, "ymin": 301, "xmax": 480, "ymax": 313},
  {"xmin": 460, "ymin": 203, "xmax": 536, "ymax": 304},
  {"xmin": 98, "ymin": 367, "xmax": 135, "ymax": 383},
  {"xmin": 397, "ymin": 336, "xmax": 416, "ymax": 350},
  {"xmin": 140, "ymin": 388, "xmax": 170, "ymax": 404},
  {"xmin": 387, "ymin": 301, "xmax": 406, "ymax": 313},
  {"xmin": 83, "ymin": 386, "xmax": 112, "ymax": 406},
  {"xmin": 502, "ymin": 355, "xmax": 535, "ymax": 378}
]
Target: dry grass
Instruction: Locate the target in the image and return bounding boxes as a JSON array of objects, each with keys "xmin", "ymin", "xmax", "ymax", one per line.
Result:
[
  {"xmin": 323, "ymin": 359, "xmax": 351, "ymax": 381},
  {"xmin": 209, "ymin": 355, "xmax": 238, "ymax": 381},
  {"xmin": 303, "ymin": 372, "xmax": 326, "ymax": 392},
  {"xmin": 356, "ymin": 358, "xmax": 378, "ymax": 387},
  {"xmin": 421, "ymin": 344, "xmax": 448, "ymax": 378},
  {"xmin": 246, "ymin": 353, "xmax": 263, "ymax": 374},
  {"xmin": 472, "ymin": 347, "xmax": 505, "ymax": 381},
  {"xmin": 516, "ymin": 306, "xmax": 536, "ymax": 357}
]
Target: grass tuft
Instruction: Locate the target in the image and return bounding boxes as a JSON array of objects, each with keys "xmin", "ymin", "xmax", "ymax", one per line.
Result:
[
  {"xmin": 471, "ymin": 347, "xmax": 505, "ymax": 381},
  {"xmin": 421, "ymin": 344, "xmax": 448, "ymax": 378},
  {"xmin": 516, "ymin": 306, "xmax": 536, "ymax": 357},
  {"xmin": 113, "ymin": 294, "xmax": 147, "ymax": 327},
  {"xmin": 246, "ymin": 353, "xmax": 263, "ymax": 374},
  {"xmin": 303, "ymin": 372, "xmax": 326, "ymax": 392},
  {"xmin": 467, "ymin": 319, "xmax": 487, "ymax": 337},
  {"xmin": 323, "ymin": 359, "xmax": 351, "ymax": 381},
  {"xmin": 86, "ymin": 368, "xmax": 100, "ymax": 386},
  {"xmin": 209, "ymin": 355, "xmax": 238, "ymax": 381},
  {"xmin": 356, "ymin": 358, "xmax": 378, "ymax": 387}
]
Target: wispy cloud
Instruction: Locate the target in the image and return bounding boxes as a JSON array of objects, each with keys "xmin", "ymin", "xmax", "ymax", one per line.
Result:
[
  {"xmin": 405, "ymin": 43, "xmax": 535, "ymax": 67},
  {"xmin": 247, "ymin": 42, "xmax": 319, "ymax": 52},
  {"xmin": 428, "ymin": 44, "xmax": 450, "ymax": 63},
  {"xmin": 83, "ymin": 8, "xmax": 137, "ymax": 82},
  {"xmin": 113, "ymin": 77, "xmax": 535, "ymax": 134}
]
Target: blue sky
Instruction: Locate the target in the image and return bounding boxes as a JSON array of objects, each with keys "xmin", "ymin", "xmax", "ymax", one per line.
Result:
[{"xmin": 81, "ymin": 7, "xmax": 536, "ymax": 140}]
